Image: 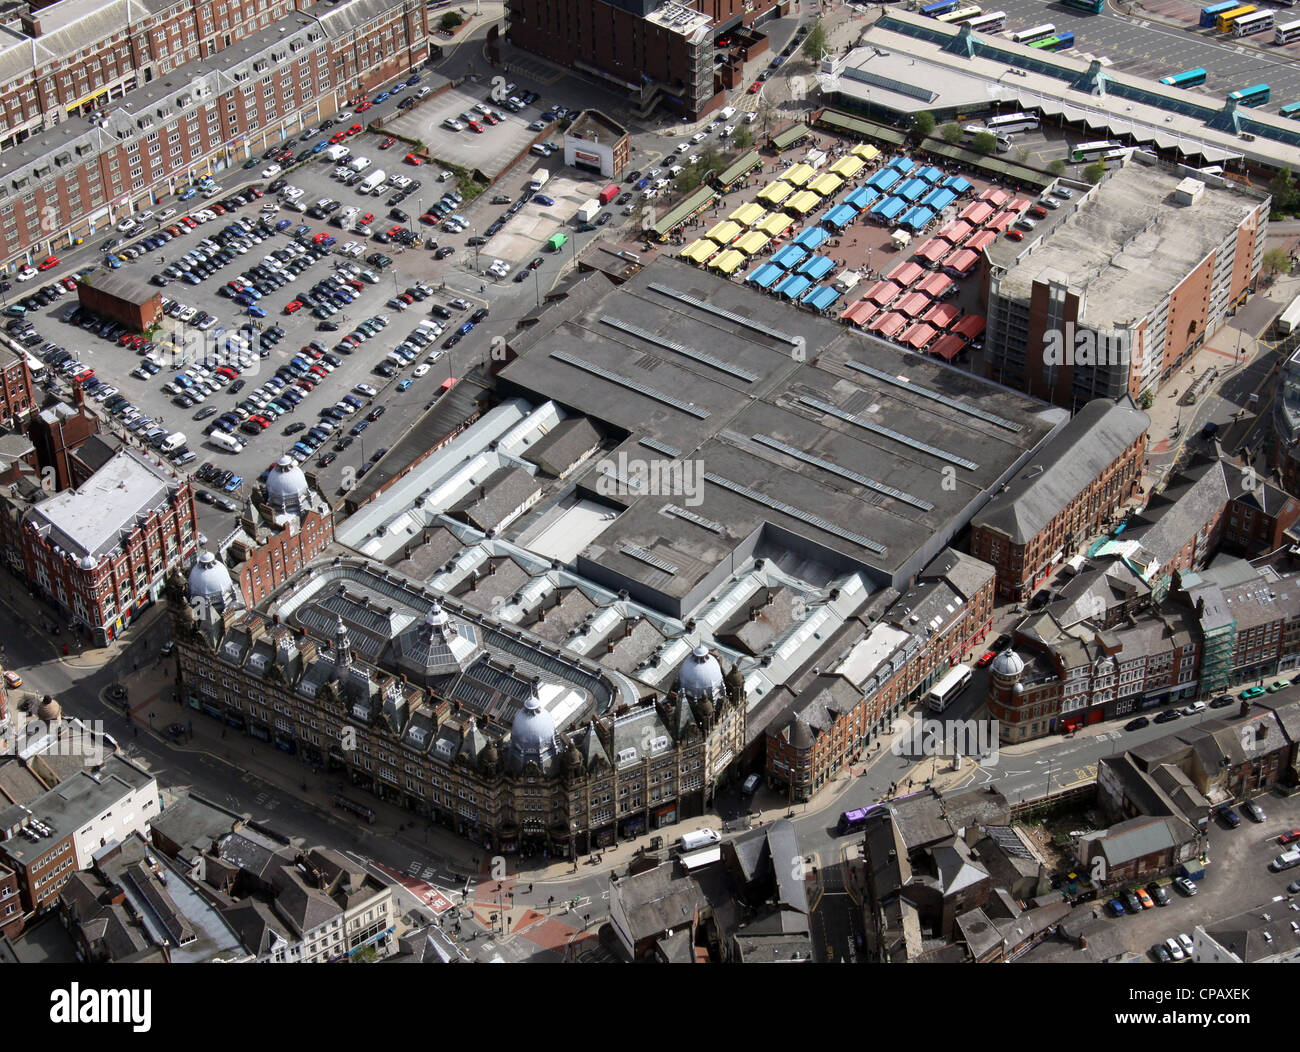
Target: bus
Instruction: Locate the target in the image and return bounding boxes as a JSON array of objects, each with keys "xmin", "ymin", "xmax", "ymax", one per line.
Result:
[
  {"xmin": 1159, "ymin": 68, "xmax": 1208, "ymax": 87},
  {"xmin": 1030, "ymin": 32, "xmax": 1076, "ymax": 48},
  {"xmin": 927, "ymin": 664, "xmax": 973, "ymax": 714},
  {"xmin": 1280, "ymin": 100, "xmax": 1300, "ymax": 118},
  {"xmin": 1232, "ymin": 9, "xmax": 1274, "ymax": 34},
  {"xmin": 964, "ymin": 125, "xmax": 1013, "ymax": 151},
  {"xmin": 921, "ymin": 0, "xmax": 958, "ymax": 14},
  {"xmin": 965, "ymin": 10, "xmax": 1006, "ymax": 31},
  {"xmin": 1228, "ymin": 82, "xmax": 1271, "ymax": 105},
  {"xmin": 1070, "ymin": 139, "xmax": 1121, "ymax": 161},
  {"xmin": 1062, "ymin": 0, "xmax": 1104, "ymax": 10},
  {"xmin": 1277, "ymin": 17, "xmax": 1300, "ymax": 41},
  {"xmin": 837, "ymin": 806, "xmax": 879, "ymax": 836},
  {"xmin": 1011, "ymin": 23, "xmax": 1055, "ymax": 42},
  {"xmin": 1216, "ymin": 4, "xmax": 1256, "ymax": 31},
  {"xmin": 1102, "ymin": 147, "xmax": 1130, "ymax": 160},
  {"xmin": 1201, "ymin": 0, "xmax": 1241, "ymax": 24},
  {"xmin": 987, "ymin": 111, "xmax": 1040, "ymax": 133},
  {"xmin": 936, "ymin": 4, "xmax": 982, "ymax": 21}
]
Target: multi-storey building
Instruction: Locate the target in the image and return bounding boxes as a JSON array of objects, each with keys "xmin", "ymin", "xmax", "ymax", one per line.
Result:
[
  {"xmin": 969, "ymin": 398, "xmax": 1149, "ymax": 602},
  {"xmin": 169, "ymin": 554, "xmax": 747, "ymax": 856},
  {"xmin": 984, "ymin": 156, "xmax": 1267, "ymax": 411},
  {"xmin": 0, "ymin": 342, "xmax": 35, "ymax": 431},
  {"xmin": 0, "ymin": 445, "xmax": 198, "ymax": 644},
  {"xmin": 0, "ymin": 0, "xmax": 431, "ymax": 267}
]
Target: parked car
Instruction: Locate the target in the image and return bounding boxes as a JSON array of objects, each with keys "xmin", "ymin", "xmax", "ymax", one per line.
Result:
[
  {"xmin": 1217, "ymin": 805, "xmax": 1242, "ymax": 828},
  {"xmin": 1243, "ymin": 799, "xmax": 1266, "ymax": 823}
]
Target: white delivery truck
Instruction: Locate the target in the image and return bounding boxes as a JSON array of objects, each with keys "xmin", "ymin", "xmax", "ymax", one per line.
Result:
[
  {"xmin": 208, "ymin": 429, "xmax": 244, "ymax": 453},
  {"xmin": 577, "ymin": 199, "xmax": 600, "ymax": 223},
  {"xmin": 1279, "ymin": 294, "xmax": 1300, "ymax": 336},
  {"xmin": 677, "ymin": 829, "xmax": 722, "ymax": 853},
  {"xmin": 160, "ymin": 432, "xmax": 187, "ymax": 454},
  {"xmin": 359, "ymin": 169, "xmax": 386, "ymax": 194},
  {"xmin": 529, "ymin": 168, "xmax": 550, "ymax": 191},
  {"xmin": 718, "ymin": 106, "xmax": 736, "ymax": 122}
]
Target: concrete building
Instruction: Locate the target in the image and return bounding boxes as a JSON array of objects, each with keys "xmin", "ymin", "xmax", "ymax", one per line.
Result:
[
  {"xmin": 563, "ymin": 109, "xmax": 630, "ymax": 179},
  {"xmin": 985, "ymin": 159, "xmax": 1267, "ymax": 410},
  {"xmin": 504, "ymin": 0, "xmax": 780, "ymax": 120},
  {"xmin": 0, "ymin": 0, "xmax": 433, "ymax": 267},
  {"xmin": 969, "ymin": 398, "xmax": 1149, "ymax": 602},
  {"xmin": 8, "ymin": 446, "xmax": 198, "ymax": 644}
]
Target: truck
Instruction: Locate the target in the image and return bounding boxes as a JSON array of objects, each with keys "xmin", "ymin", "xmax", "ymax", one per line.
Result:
[
  {"xmin": 546, "ymin": 232, "xmax": 568, "ymax": 252},
  {"xmin": 833, "ymin": 270, "xmax": 863, "ymax": 293},
  {"xmin": 599, "ymin": 183, "xmax": 619, "ymax": 205},
  {"xmin": 207, "ymin": 429, "xmax": 244, "ymax": 453},
  {"xmin": 359, "ymin": 169, "xmax": 386, "ymax": 194},
  {"xmin": 529, "ymin": 168, "xmax": 550, "ymax": 191},
  {"xmin": 677, "ymin": 829, "xmax": 722, "ymax": 853},
  {"xmin": 1279, "ymin": 293, "xmax": 1300, "ymax": 335},
  {"xmin": 577, "ymin": 199, "xmax": 600, "ymax": 223},
  {"xmin": 160, "ymin": 432, "xmax": 187, "ymax": 454}
]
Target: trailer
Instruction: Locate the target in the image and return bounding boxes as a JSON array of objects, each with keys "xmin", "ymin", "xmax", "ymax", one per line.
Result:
[
  {"xmin": 1279, "ymin": 293, "xmax": 1300, "ymax": 334},
  {"xmin": 577, "ymin": 199, "xmax": 600, "ymax": 223}
]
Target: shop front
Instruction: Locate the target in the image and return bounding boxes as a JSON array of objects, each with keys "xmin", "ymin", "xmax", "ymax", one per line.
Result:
[{"xmin": 653, "ymin": 803, "xmax": 678, "ymax": 828}]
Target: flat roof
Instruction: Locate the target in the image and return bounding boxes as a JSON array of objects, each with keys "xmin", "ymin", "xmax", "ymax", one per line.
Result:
[{"xmin": 566, "ymin": 109, "xmax": 629, "ymax": 146}]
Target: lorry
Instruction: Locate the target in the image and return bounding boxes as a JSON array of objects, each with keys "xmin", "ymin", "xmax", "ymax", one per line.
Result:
[
  {"xmin": 577, "ymin": 199, "xmax": 600, "ymax": 223},
  {"xmin": 160, "ymin": 431, "xmax": 187, "ymax": 454},
  {"xmin": 598, "ymin": 183, "xmax": 619, "ymax": 205},
  {"xmin": 359, "ymin": 169, "xmax": 386, "ymax": 194},
  {"xmin": 1279, "ymin": 293, "xmax": 1300, "ymax": 336},
  {"xmin": 529, "ymin": 168, "xmax": 550, "ymax": 191},
  {"xmin": 677, "ymin": 829, "xmax": 722, "ymax": 853}
]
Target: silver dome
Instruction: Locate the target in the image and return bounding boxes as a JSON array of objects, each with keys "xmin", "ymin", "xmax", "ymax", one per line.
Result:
[
  {"xmin": 677, "ymin": 645, "xmax": 724, "ymax": 700},
  {"xmin": 506, "ymin": 685, "xmax": 558, "ymax": 773},
  {"xmin": 266, "ymin": 455, "xmax": 309, "ymax": 510},
  {"xmin": 187, "ymin": 551, "xmax": 234, "ymax": 601},
  {"xmin": 990, "ymin": 649, "xmax": 1025, "ymax": 679}
]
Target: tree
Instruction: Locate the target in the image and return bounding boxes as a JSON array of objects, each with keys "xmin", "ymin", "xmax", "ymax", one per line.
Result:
[
  {"xmin": 912, "ymin": 112, "xmax": 936, "ymax": 139},
  {"xmin": 1264, "ymin": 247, "xmax": 1293, "ymax": 278},
  {"xmin": 1083, "ymin": 161, "xmax": 1106, "ymax": 184},
  {"xmin": 801, "ymin": 18, "xmax": 828, "ymax": 63},
  {"xmin": 439, "ymin": 11, "xmax": 463, "ymax": 30},
  {"xmin": 350, "ymin": 946, "xmax": 380, "ymax": 963},
  {"xmin": 1269, "ymin": 167, "xmax": 1299, "ymax": 217},
  {"xmin": 940, "ymin": 122, "xmax": 964, "ymax": 145},
  {"xmin": 971, "ymin": 131, "xmax": 998, "ymax": 156},
  {"xmin": 758, "ymin": 99, "xmax": 775, "ymax": 138},
  {"xmin": 733, "ymin": 127, "xmax": 753, "ymax": 150},
  {"xmin": 1047, "ymin": 159, "xmax": 1067, "ymax": 176},
  {"xmin": 1139, "ymin": 389, "xmax": 1154, "ymax": 411}
]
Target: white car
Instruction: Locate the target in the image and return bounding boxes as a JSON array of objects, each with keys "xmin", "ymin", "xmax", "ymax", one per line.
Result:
[
  {"xmin": 412, "ymin": 363, "xmax": 430, "ymax": 377},
  {"xmin": 282, "ymin": 186, "xmax": 304, "ymax": 200},
  {"xmin": 744, "ymin": 111, "xmax": 758, "ymax": 124},
  {"xmin": 116, "ymin": 217, "xmax": 139, "ymax": 233},
  {"xmin": 336, "ymin": 110, "xmax": 353, "ymax": 122},
  {"xmin": 262, "ymin": 164, "xmax": 282, "ymax": 179},
  {"xmin": 15, "ymin": 266, "xmax": 37, "ymax": 282},
  {"xmin": 158, "ymin": 208, "xmax": 177, "ymax": 222},
  {"xmin": 675, "ymin": 142, "xmax": 691, "ymax": 153},
  {"xmin": 334, "ymin": 400, "xmax": 357, "ymax": 415},
  {"xmin": 691, "ymin": 131, "xmax": 707, "ymax": 144}
]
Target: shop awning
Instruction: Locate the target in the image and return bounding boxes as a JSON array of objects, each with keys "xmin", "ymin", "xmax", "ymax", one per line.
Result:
[
  {"xmin": 706, "ymin": 220, "xmax": 743, "ymax": 244},
  {"xmin": 758, "ymin": 181, "xmax": 794, "ymax": 206},
  {"xmin": 732, "ymin": 230, "xmax": 770, "ymax": 255},
  {"xmin": 680, "ymin": 238, "xmax": 719, "ymax": 263},
  {"xmin": 729, "ymin": 201, "xmax": 767, "ymax": 227}
]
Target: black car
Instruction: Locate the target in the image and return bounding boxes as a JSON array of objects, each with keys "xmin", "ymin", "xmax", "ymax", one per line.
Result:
[
  {"xmin": 196, "ymin": 489, "xmax": 216, "ymax": 505},
  {"xmin": 434, "ymin": 247, "xmax": 455, "ymax": 260},
  {"xmin": 389, "ymin": 208, "xmax": 409, "ymax": 223},
  {"xmin": 1209, "ymin": 694, "xmax": 1236, "ymax": 709},
  {"xmin": 1153, "ymin": 709, "xmax": 1182, "ymax": 724},
  {"xmin": 992, "ymin": 634, "xmax": 1012, "ymax": 652},
  {"xmin": 1146, "ymin": 882, "xmax": 1170, "ymax": 907},
  {"xmin": 1124, "ymin": 716, "xmax": 1150, "ymax": 732},
  {"xmin": 319, "ymin": 452, "xmax": 337, "ymax": 467},
  {"xmin": 1028, "ymin": 590, "xmax": 1052, "ymax": 610},
  {"xmin": 470, "ymin": 308, "xmax": 488, "ymax": 323}
]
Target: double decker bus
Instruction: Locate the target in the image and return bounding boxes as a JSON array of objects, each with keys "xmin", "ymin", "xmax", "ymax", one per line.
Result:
[
  {"xmin": 921, "ymin": 0, "xmax": 958, "ymax": 14},
  {"xmin": 1280, "ymin": 100, "xmax": 1300, "ymax": 118},
  {"xmin": 1011, "ymin": 23, "xmax": 1055, "ymax": 42},
  {"xmin": 1070, "ymin": 139, "xmax": 1122, "ymax": 161},
  {"xmin": 987, "ymin": 111, "xmax": 1040, "ymax": 133},
  {"xmin": 1232, "ymin": 9, "xmax": 1274, "ymax": 35},
  {"xmin": 1277, "ymin": 17, "xmax": 1300, "ymax": 41},
  {"xmin": 1159, "ymin": 68, "xmax": 1208, "ymax": 87},
  {"xmin": 1228, "ymin": 82, "xmax": 1271, "ymax": 106},
  {"xmin": 926, "ymin": 664, "xmax": 973, "ymax": 714},
  {"xmin": 1062, "ymin": 0, "xmax": 1104, "ymax": 11},
  {"xmin": 1029, "ymin": 32, "xmax": 1076, "ymax": 49},
  {"xmin": 966, "ymin": 10, "xmax": 1006, "ymax": 31},
  {"xmin": 1216, "ymin": 5, "xmax": 1257, "ymax": 32},
  {"xmin": 1201, "ymin": 0, "xmax": 1241, "ymax": 24},
  {"xmin": 936, "ymin": 4, "xmax": 983, "ymax": 22}
]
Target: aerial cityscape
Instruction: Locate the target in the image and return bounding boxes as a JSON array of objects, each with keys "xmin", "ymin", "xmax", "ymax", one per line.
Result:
[{"xmin": 0, "ymin": 0, "xmax": 1296, "ymax": 981}]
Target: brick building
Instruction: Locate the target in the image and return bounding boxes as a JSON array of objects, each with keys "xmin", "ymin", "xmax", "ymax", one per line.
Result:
[
  {"xmin": 970, "ymin": 398, "xmax": 1149, "ymax": 602},
  {"xmin": 0, "ymin": 0, "xmax": 432, "ymax": 267},
  {"xmin": 28, "ymin": 403, "xmax": 115, "ymax": 492},
  {"xmin": 75, "ymin": 273, "xmax": 161, "ymax": 332},
  {"xmin": 563, "ymin": 109, "xmax": 630, "ymax": 179},
  {"xmin": 0, "ymin": 342, "xmax": 35, "ymax": 431},
  {"xmin": 8, "ymin": 446, "xmax": 198, "ymax": 644}
]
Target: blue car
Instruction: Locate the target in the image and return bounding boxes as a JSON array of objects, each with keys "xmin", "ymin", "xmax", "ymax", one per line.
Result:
[
  {"xmin": 534, "ymin": 194, "xmax": 555, "ymax": 207},
  {"xmin": 397, "ymin": 378, "xmax": 414, "ymax": 391},
  {"xmin": 406, "ymin": 74, "xmax": 421, "ymax": 86},
  {"xmin": 312, "ymin": 141, "xmax": 329, "ymax": 153},
  {"xmin": 635, "ymin": 178, "xmax": 650, "ymax": 191},
  {"xmin": 248, "ymin": 304, "xmax": 267, "ymax": 318},
  {"xmin": 223, "ymin": 475, "xmax": 243, "ymax": 493},
  {"xmin": 374, "ymin": 92, "xmax": 390, "ymax": 104},
  {"xmin": 275, "ymin": 219, "xmax": 292, "ymax": 231},
  {"xmin": 178, "ymin": 187, "xmax": 197, "ymax": 201},
  {"xmin": 1107, "ymin": 898, "xmax": 1126, "ymax": 917},
  {"xmin": 106, "ymin": 255, "xmax": 122, "ymax": 268},
  {"xmin": 458, "ymin": 321, "xmax": 474, "ymax": 336}
]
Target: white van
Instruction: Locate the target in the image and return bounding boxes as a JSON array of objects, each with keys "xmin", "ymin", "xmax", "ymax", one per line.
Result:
[
  {"xmin": 160, "ymin": 431, "xmax": 187, "ymax": 454},
  {"xmin": 348, "ymin": 155, "xmax": 372, "ymax": 172},
  {"xmin": 324, "ymin": 144, "xmax": 350, "ymax": 162},
  {"xmin": 741, "ymin": 773, "xmax": 761, "ymax": 796},
  {"xmin": 718, "ymin": 105, "xmax": 736, "ymax": 122},
  {"xmin": 677, "ymin": 829, "xmax": 722, "ymax": 853},
  {"xmin": 1272, "ymin": 848, "xmax": 1300, "ymax": 871},
  {"xmin": 208, "ymin": 429, "xmax": 244, "ymax": 453}
]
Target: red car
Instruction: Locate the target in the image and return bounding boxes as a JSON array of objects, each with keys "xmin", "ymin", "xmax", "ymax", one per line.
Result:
[
  {"xmin": 1005, "ymin": 229, "xmax": 1024, "ymax": 241},
  {"xmin": 284, "ymin": 300, "xmax": 303, "ymax": 314},
  {"xmin": 356, "ymin": 101, "xmax": 373, "ymax": 113},
  {"xmin": 404, "ymin": 154, "xmax": 423, "ymax": 165},
  {"xmin": 129, "ymin": 335, "xmax": 147, "ymax": 350},
  {"xmin": 212, "ymin": 204, "xmax": 227, "ymax": 215},
  {"xmin": 38, "ymin": 255, "xmax": 59, "ymax": 270},
  {"xmin": 330, "ymin": 131, "xmax": 347, "ymax": 144},
  {"xmin": 379, "ymin": 136, "xmax": 396, "ymax": 150},
  {"xmin": 347, "ymin": 123, "xmax": 363, "ymax": 136},
  {"xmin": 347, "ymin": 279, "xmax": 365, "ymax": 291},
  {"xmin": 117, "ymin": 332, "xmax": 135, "ymax": 346},
  {"xmin": 1280, "ymin": 830, "xmax": 1300, "ymax": 845},
  {"xmin": 312, "ymin": 232, "xmax": 331, "ymax": 243},
  {"xmin": 60, "ymin": 276, "xmax": 77, "ymax": 291},
  {"xmin": 976, "ymin": 650, "xmax": 998, "ymax": 668},
  {"xmin": 466, "ymin": 120, "xmax": 483, "ymax": 134},
  {"xmin": 387, "ymin": 224, "xmax": 403, "ymax": 237},
  {"xmin": 360, "ymin": 212, "xmax": 374, "ymax": 226},
  {"xmin": 419, "ymin": 213, "xmax": 438, "ymax": 225},
  {"xmin": 748, "ymin": 81, "xmax": 762, "ymax": 94}
]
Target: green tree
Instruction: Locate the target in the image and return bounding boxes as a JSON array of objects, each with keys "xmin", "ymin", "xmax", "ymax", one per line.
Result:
[
  {"xmin": 439, "ymin": 11, "xmax": 463, "ymax": 30},
  {"xmin": 940, "ymin": 122, "xmax": 964, "ymax": 145},
  {"xmin": 912, "ymin": 112, "xmax": 936, "ymax": 139},
  {"xmin": 1264, "ymin": 247, "xmax": 1293, "ymax": 278},
  {"xmin": 1139, "ymin": 389, "xmax": 1155, "ymax": 411},
  {"xmin": 350, "ymin": 946, "xmax": 380, "ymax": 963},
  {"xmin": 1047, "ymin": 159, "xmax": 1067, "ymax": 176},
  {"xmin": 971, "ymin": 131, "xmax": 998, "ymax": 156},
  {"xmin": 1084, "ymin": 161, "xmax": 1106, "ymax": 184},
  {"xmin": 1269, "ymin": 167, "xmax": 1299, "ymax": 217},
  {"xmin": 733, "ymin": 127, "xmax": 753, "ymax": 150},
  {"xmin": 800, "ymin": 18, "xmax": 828, "ymax": 63}
]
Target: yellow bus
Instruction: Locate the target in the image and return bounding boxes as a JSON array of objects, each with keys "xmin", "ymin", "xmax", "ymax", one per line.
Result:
[{"xmin": 1216, "ymin": 4, "xmax": 1256, "ymax": 32}]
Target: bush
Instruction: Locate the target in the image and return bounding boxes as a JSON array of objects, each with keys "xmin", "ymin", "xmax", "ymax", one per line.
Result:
[
  {"xmin": 1084, "ymin": 161, "xmax": 1106, "ymax": 184},
  {"xmin": 439, "ymin": 11, "xmax": 463, "ymax": 30},
  {"xmin": 940, "ymin": 122, "xmax": 964, "ymax": 145},
  {"xmin": 912, "ymin": 112, "xmax": 936, "ymax": 138},
  {"xmin": 971, "ymin": 131, "xmax": 998, "ymax": 156},
  {"xmin": 1047, "ymin": 159, "xmax": 1067, "ymax": 176}
]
